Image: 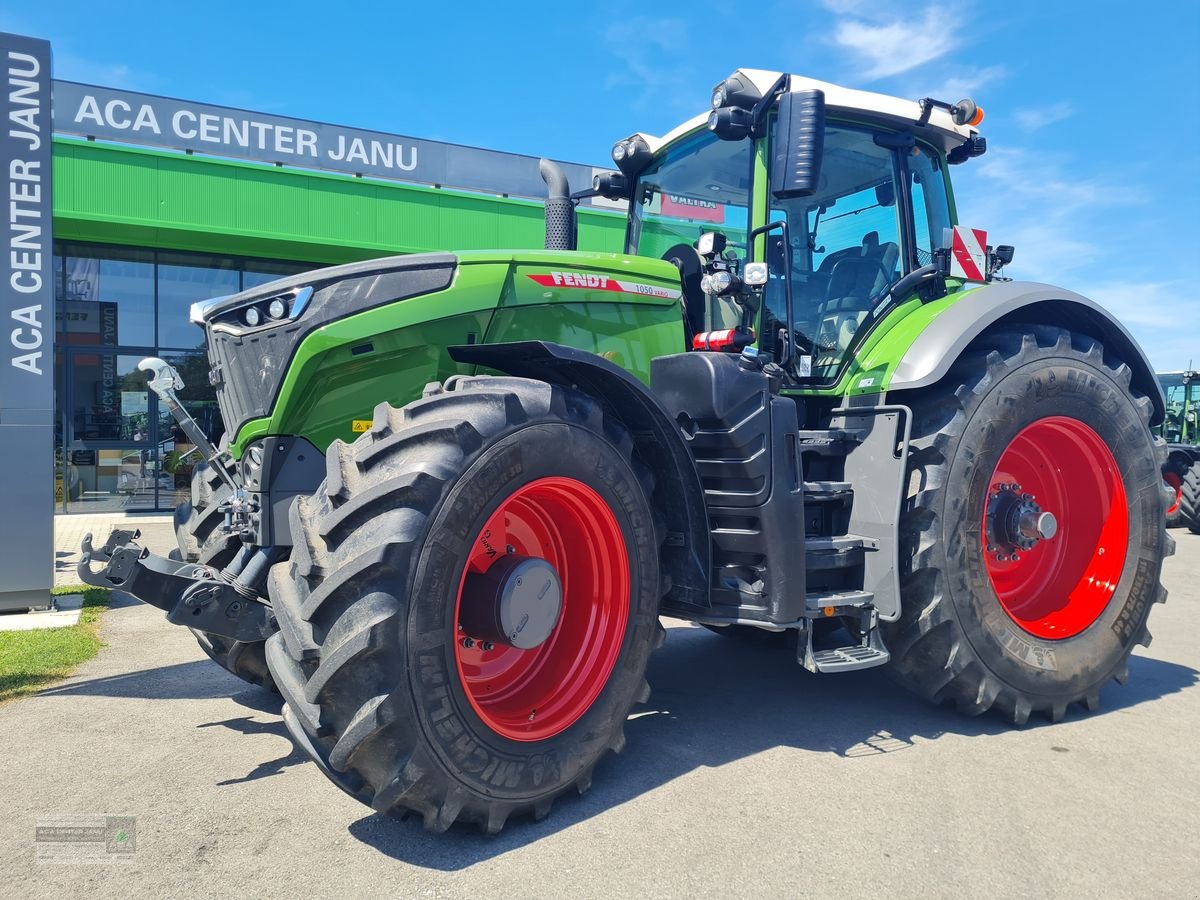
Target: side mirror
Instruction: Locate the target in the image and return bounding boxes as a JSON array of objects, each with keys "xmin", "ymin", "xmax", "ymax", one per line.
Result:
[{"xmin": 770, "ymin": 89, "xmax": 825, "ymax": 200}]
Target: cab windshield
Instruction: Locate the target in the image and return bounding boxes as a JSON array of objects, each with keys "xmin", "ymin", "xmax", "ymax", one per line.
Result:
[
  {"xmin": 628, "ymin": 129, "xmax": 753, "ymax": 335},
  {"xmin": 762, "ymin": 124, "xmax": 951, "ymax": 380}
]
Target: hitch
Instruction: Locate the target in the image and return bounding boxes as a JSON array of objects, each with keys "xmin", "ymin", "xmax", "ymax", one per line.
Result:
[{"xmin": 78, "ymin": 530, "xmax": 275, "ymax": 643}]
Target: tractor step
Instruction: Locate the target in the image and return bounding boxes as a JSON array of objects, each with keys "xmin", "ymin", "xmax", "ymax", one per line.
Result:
[
  {"xmin": 803, "ymin": 481, "xmax": 853, "ymax": 501},
  {"xmin": 807, "ymin": 643, "xmax": 891, "ymax": 673},
  {"xmin": 798, "ymin": 608, "xmax": 891, "ymax": 674},
  {"xmin": 805, "ymin": 589, "xmax": 874, "ymax": 611}
]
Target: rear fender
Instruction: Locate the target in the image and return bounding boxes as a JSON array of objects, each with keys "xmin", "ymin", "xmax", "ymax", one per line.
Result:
[
  {"xmin": 886, "ymin": 281, "xmax": 1165, "ymax": 425},
  {"xmin": 448, "ymin": 341, "xmax": 711, "ymax": 610}
]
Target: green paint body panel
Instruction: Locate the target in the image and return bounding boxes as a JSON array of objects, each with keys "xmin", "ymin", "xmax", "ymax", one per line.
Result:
[
  {"xmin": 227, "ymin": 251, "xmax": 687, "ymax": 457},
  {"xmin": 784, "ymin": 280, "xmax": 977, "ymax": 400}
]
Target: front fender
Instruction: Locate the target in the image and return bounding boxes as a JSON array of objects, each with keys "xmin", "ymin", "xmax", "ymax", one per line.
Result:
[
  {"xmin": 885, "ymin": 281, "xmax": 1165, "ymax": 425},
  {"xmin": 448, "ymin": 340, "xmax": 711, "ymax": 611}
]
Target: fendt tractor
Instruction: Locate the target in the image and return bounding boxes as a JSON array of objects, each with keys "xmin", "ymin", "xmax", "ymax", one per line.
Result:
[
  {"xmin": 81, "ymin": 70, "xmax": 1171, "ymax": 833},
  {"xmin": 1157, "ymin": 370, "xmax": 1200, "ymax": 529}
]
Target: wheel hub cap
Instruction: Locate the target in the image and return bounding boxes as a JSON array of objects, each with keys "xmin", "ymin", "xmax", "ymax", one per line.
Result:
[{"xmin": 460, "ymin": 554, "xmax": 563, "ymax": 650}]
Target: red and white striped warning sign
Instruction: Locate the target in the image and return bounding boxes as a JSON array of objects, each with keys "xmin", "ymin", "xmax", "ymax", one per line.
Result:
[{"xmin": 947, "ymin": 226, "xmax": 988, "ymax": 282}]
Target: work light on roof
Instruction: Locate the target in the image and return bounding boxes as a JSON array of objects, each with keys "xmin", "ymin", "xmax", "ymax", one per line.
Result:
[{"xmin": 610, "ymin": 135, "xmax": 652, "ymax": 177}]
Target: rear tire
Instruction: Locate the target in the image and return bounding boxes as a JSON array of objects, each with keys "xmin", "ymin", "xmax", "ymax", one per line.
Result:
[
  {"xmin": 174, "ymin": 451, "xmax": 275, "ymax": 692},
  {"xmin": 1179, "ymin": 463, "xmax": 1200, "ymax": 534},
  {"xmin": 266, "ymin": 376, "xmax": 665, "ymax": 832},
  {"xmin": 885, "ymin": 326, "xmax": 1170, "ymax": 723},
  {"xmin": 1162, "ymin": 468, "xmax": 1184, "ymax": 528}
]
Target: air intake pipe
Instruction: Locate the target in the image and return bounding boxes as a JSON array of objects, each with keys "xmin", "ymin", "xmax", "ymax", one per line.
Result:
[{"xmin": 539, "ymin": 158, "xmax": 577, "ymax": 251}]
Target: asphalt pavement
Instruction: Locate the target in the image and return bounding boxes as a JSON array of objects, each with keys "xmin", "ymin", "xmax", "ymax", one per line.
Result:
[{"xmin": 3, "ymin": 522, "xmax": 1198, "ymax": 898}]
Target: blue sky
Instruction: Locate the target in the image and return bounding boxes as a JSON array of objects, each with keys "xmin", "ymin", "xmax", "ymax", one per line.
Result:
[{"xmin": 7, "ymin": 1, "xmax": 1200, "ymax": 368}]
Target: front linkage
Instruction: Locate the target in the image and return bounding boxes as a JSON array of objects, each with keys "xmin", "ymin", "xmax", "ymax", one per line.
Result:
[
  {"xmin": 78, "ymin": 356, "xmax": 276, "ymax": 644},
  {"xmin": 78, "ymin": 528, "xmax": 277, "ymax": 643}
]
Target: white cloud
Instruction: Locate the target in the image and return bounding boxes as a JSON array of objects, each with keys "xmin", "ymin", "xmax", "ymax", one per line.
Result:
[
  {"xmin": 1013, "ymin": 101, "xmax": 1074, "ymax": 131},
  {"xmin": 919, "ymin": 64, "xmax": 1007, "ymax": 102},
  {"xmin": 1079, "ymin": 281, "xmax": 1200, "ymax": 371},
  {"xmin": 954, "ymin": 147, "xmax": 1190, "ymax": 369},
  {"xmin": 831, "ymin": 5, "xmax": 959, "ymax": 80}
]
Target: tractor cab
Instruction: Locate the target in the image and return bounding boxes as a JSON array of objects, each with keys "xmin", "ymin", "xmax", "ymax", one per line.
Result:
[{"xmin": 606, "ymin": 69, "xmax": 984, "ymax": 382}]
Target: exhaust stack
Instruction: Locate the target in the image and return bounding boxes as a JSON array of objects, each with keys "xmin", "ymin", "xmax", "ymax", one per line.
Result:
[{"xmin": 539, "ymin": 159, "xmax": 576, "ymax": 251}]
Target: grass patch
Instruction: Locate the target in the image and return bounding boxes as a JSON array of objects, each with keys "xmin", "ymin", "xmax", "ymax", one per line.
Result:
[{"xmin": 0, "ymin": 585, "xmax": 112, "ymax": 704}]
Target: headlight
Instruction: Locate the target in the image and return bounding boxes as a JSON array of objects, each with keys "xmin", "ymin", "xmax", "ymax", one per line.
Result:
[
  {"xmin": 209, "ymin": 285, "xmax": 314, "ymax": 336},
  {"xmin": 610, "ymin": 135, "xmax": 652, "ymax": 177},
  {"xmin": 711, "ymin": 86, "xmax": 726, "ymax": 109},
  {"xmin": 701, "ymin": 271, "xmax": 736, "ymax": 296},
  {"xmin": 743, "ymin": 262, "xmax": 769, "ymax": 286}
]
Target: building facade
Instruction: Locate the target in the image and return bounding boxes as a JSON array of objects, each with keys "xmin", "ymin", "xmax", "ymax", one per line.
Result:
[{"xmin": 50, "ymin": 92, "xmax": 622, "ymax": 514}]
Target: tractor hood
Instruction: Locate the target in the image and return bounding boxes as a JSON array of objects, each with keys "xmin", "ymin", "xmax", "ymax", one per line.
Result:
[{"xmin": 199, "ymin": 252, "xmax": 457, "ymax": 438}]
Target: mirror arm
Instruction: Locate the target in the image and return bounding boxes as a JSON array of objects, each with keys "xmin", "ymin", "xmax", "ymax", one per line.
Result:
[
  {"xmin": 750, "ymin": 220, "xmax": 797, "ymax": 372},
  {"xmin": 749, "ymin": 74, "xmax": 790, "ymax": 138}
]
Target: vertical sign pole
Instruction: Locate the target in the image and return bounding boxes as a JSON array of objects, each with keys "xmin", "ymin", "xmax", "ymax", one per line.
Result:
[{"xmin": 0, "ymin": 33, "xmax": 53, "ymax": 611}]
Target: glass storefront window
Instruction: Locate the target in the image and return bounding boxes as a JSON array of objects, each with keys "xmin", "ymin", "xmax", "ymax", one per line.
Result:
[
  {"xmin": 61, "ymin": 446, "xmax": 163, "ymax": 513},
  {"xmin": 157, "ymin": 252, "xmax": 240, "ymax": 349},
  {"xmin": 159, "ymin": 351, "xmax": 223, "ymax": 509},
  {"xmin": 58, "ymin": 245, "xmax": 155, "ymax": 347},
  {"xmin": 51, "ymin": 240, "xmax": 321, "ymax": 512},
  {"xmin": 69, "ymin": 352, "xmax": 151, "ymax": 443}
]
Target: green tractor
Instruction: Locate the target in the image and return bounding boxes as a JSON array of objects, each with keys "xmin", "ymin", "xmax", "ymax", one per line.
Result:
[
  {"xmin": 80, "ymin": 70, "xmax": 1171, "ymax": 833},
  {"xmin": 1157, "ymin": 370, "xmax": 1200, "ymax": 529}
]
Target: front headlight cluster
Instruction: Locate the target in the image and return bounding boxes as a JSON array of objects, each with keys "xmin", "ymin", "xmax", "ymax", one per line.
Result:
[{"xmin": 207, "ymin": 285, "xmax": 314, "ymax": 335}]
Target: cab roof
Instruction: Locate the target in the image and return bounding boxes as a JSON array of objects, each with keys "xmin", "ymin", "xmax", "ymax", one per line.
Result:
[{"xmin": 638, "ymin": 69, "xmax": 978, "ymax": 156}]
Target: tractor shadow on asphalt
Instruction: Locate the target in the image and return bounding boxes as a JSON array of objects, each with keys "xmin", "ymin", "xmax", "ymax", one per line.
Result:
[
  {"xmin": 40, "ymin": 654, "xmax": 304, "ymax": 785},
  {"xmin": 347, "ymin": 622, "xmax": 1198, "ymax": 870}
]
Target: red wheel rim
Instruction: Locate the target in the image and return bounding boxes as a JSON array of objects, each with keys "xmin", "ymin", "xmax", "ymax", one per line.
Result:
[
  {"xmin": 453, "ymin": 477, "xmax": 630, "ymax": 741},
  {"xmin": 1164, "ymin": 471, "xmax": 1182, "ymax": 516},
  {"xmin": 982, "ymin": 416, "xmax": 1128, "ymax": 640}
]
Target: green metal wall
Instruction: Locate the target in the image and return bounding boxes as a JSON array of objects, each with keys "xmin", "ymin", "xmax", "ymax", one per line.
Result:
[{"xmin": 51, "ymin": 138, "xmax": 627, "ymax": 264}]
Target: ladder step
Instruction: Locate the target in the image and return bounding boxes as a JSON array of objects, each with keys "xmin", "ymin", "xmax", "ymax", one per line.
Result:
[
  {"xmin": 809, "ymin": 644, "xmax": 890, "ymax": 673},
  {"xmin": 803, "ymin": 481, "xmax": 852, "ymax": 501},
  {"xmin": 806, "ymin": 535, "xmax": 864, "ymax": 552},
  {"xmin": 805, "ymin": 589, "xmax": 873, "ymax": 611}
]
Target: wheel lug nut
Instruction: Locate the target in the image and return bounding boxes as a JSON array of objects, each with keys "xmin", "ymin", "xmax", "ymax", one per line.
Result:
[
  {"xmin": 460, "ymin": 637, "xmax": 475, "ymax": 649},
  {"xmin": 482, "ymin": 641, "xmax": 494, "ymax": 652}
]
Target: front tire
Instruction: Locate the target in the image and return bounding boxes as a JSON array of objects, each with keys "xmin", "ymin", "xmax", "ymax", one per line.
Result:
[
  {"xmin": 885, "ymin": 327, "xmax": 1170, "ymax": 723},
  {"xmin": 174, "ymin": 451, "xmax": 275, "ymax": 691},
  {"xmin": 266, "ymin": 377, "xmax": 665, "ymax": 832}
]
